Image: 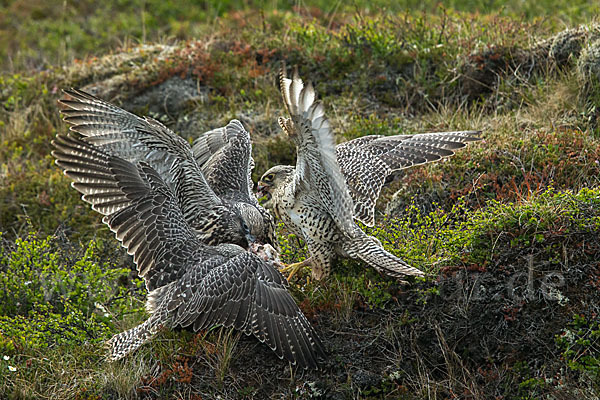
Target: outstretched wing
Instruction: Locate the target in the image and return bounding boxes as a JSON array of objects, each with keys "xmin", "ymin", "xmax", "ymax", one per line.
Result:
[
  {"xmin": 52, "ymin": 134, "xmax": 206, "ymax": 291},
  {"xmin": 167, "ymin": 252, "xmax": 326, "ymax": 368},
  {"xmin": 337, "ymin": 131, "xmax": 482, "ymax": 226},
  {"xmin": 59, "ymin": 88, "xmax": 221, "ymax": 227},
  {"xmin": 192, "ymin": 119, "xmax": 257, "ymax": 205},
  {"xmin": 54, "ymin": 135, "xmax": 325, "ymax": 367},
  {"xmin": 279, "ymin": 67, "xmax": 355, "ymax": 236},
  {"xmin": 192, "ymin": 120, "xmax": 277, "ymax": 246}
]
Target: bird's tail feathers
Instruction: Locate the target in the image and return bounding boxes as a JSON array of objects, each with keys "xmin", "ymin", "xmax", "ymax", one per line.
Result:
[
  {"xmin": 344, "ymin": 234, "xmax": 424, "ymax": 280},
  {"xmin": 106, "ymin": 314, "xmax": 166, "ymax": 361}
]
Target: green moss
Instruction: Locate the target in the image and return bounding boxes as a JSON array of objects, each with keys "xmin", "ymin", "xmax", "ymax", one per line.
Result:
[
  {"xmin": 0, "ymin": 232, "xmax": 144, "ymax": 351},
  {"xmin": 276, "ymin": 226, "xmax": 309, "ymax": 265},
  {"xmin": 0, "ymin": 4, "xmax": 599, "ymax": 398},
  {"xmin": 371, "ymin": 188, "xmax": 600, "ymax": 271},
  {"xmin": 556, "ymin": 314, "xmax": 600, "ymax": 384},
  {"xmin": 341, "ymin": 114, "xmax": 407, "ymax": 141},
  {"xmin": 0, "ymin": 163, "xmax": 110, "ymax": 240}
]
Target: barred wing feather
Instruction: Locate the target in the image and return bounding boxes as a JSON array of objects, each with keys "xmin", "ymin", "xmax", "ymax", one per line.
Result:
[{"xmin": 337, "ymin": 130, "xmax": 481, "ymax": 226}]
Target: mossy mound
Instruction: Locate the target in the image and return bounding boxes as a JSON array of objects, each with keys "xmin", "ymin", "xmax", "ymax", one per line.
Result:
[
  {"xmin": 549, "ymin": 27, "xmax": 589, "ymax": 66},
  {"xmin": 2, "ymin": 190, "xmax": 598, "ymax": 399},
  {"xmin": 578, "ymin": 38, "xmax": 600, "ymax": 83},
  {"xmin": 4, "ymin": 22, "xmax": 600, "ymax": 241},
  {"xmin": 2, "ymin": 7, "xmax": 600, "ymax": 399},
  {"xmin": 576, "ymin": 37, "xmax": 600, "ymax": 131}
]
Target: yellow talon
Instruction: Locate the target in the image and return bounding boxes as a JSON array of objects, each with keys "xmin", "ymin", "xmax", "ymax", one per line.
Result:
[{"xmin": 279, "ymin": 258, "xmax": 312, "ymax": 281}]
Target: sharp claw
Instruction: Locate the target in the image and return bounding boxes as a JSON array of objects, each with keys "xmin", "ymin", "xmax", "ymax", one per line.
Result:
[{"xmin": 279, "ymin": 259, "xmax": 311, "ymax": 281}]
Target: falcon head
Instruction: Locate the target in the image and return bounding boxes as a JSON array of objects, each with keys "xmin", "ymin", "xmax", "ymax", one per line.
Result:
[
  {"xmin": 256, "ymin": 165, "xmax": 295, "ymax": 204},
  {"xmin": 196, "ymin": 205, "xmax": 256, "ymax": 250},
  {"xmin": 234, "ymin": 202, "xmax": 278, "ymax": 249}
]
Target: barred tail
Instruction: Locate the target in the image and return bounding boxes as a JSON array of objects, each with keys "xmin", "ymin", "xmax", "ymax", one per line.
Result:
[
  {"xmin": 344, "ymin": 233, "xmax": 424, "ymax": 280},
  {"xmin": 106, "ymin": 315, "xmax": 165, "ymax": 361}
]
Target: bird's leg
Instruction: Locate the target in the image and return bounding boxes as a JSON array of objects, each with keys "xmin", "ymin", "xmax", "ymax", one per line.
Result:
[{"xmin": 279, "ymin": 257, "xmax": 313, "ymax": 281}]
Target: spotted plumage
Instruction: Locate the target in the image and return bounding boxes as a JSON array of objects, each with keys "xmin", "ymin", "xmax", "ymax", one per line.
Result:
[
  {"xmin": 257, "ymin": 68, "xmax": 426, "ymax": 280},
  {"xmin": 192, "ymin": 119, "xmax": 276, "ymax": 248},
  {"xmin": 259, "ymin": 67, "xmax": 480, "ymax": 281},
  {"xmin": 59, "ymin": 89, "xmax": 274, "ymax": 247},
  {"xmin": 336, "ymin": 130, "xmax": 481, "ymax": 226},
  {"xmin": 52, "ymin": 134, "xmax": 325, "ymax": 368}
]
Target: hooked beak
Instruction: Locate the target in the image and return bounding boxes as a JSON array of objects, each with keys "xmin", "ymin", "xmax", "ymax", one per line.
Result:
[
  {"xmin": 256, "ymin": 182, "xmax": 271, "ymax": 201},
  {"xmin": 245, "ymin": 232, "xmax": 257, "ymax": 246}
]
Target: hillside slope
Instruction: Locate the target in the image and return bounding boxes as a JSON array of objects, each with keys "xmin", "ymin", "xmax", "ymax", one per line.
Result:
[{"xmin": 1, "ymin": 7, "xmax": 599, "ymax": 399}]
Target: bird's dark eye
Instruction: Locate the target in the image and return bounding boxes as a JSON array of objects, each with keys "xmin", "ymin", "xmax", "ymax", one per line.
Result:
[
  {"xmin": 241, "ymin": 220, "xmax": 250, "ymax": 235},
  {"xmin": 265, "ymin": 173, "xmax": 274, "ymax": 182}
]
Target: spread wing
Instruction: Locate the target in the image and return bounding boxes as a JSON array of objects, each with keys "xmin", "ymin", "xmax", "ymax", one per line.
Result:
[
  {"xmin": 167, "ymin": 252, "xmax": 326, "ymax": 368},
  {"xmin": 279, "ymin": 67, "xmax": 355, "ymax": 236},
  {"xmin": 59, "ymin": 88, "xmax": 221, "ymax": 227},
  {"xmin": 192, "ymin": 120, "xmax": 276, "ymax": 246},
  {"xmin": 192, "ymin": 119, "xmax": 257, "ymax": 205},
  {"xmin": 51, "ymin": 134, "xmax": 206, "ymax": 291},
  {"xmin": 53, "ymin": 134, "xmax": 325, "ymax": 367},
  {"xmin": 336, "ymin": 130, "xmax": 482, "ymax": 226}
]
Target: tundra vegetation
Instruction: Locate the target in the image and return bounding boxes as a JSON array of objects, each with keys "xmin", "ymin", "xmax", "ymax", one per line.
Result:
[{"xmin": 1, "ymin": 1, "xmax": 600, "ymax": 398}]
